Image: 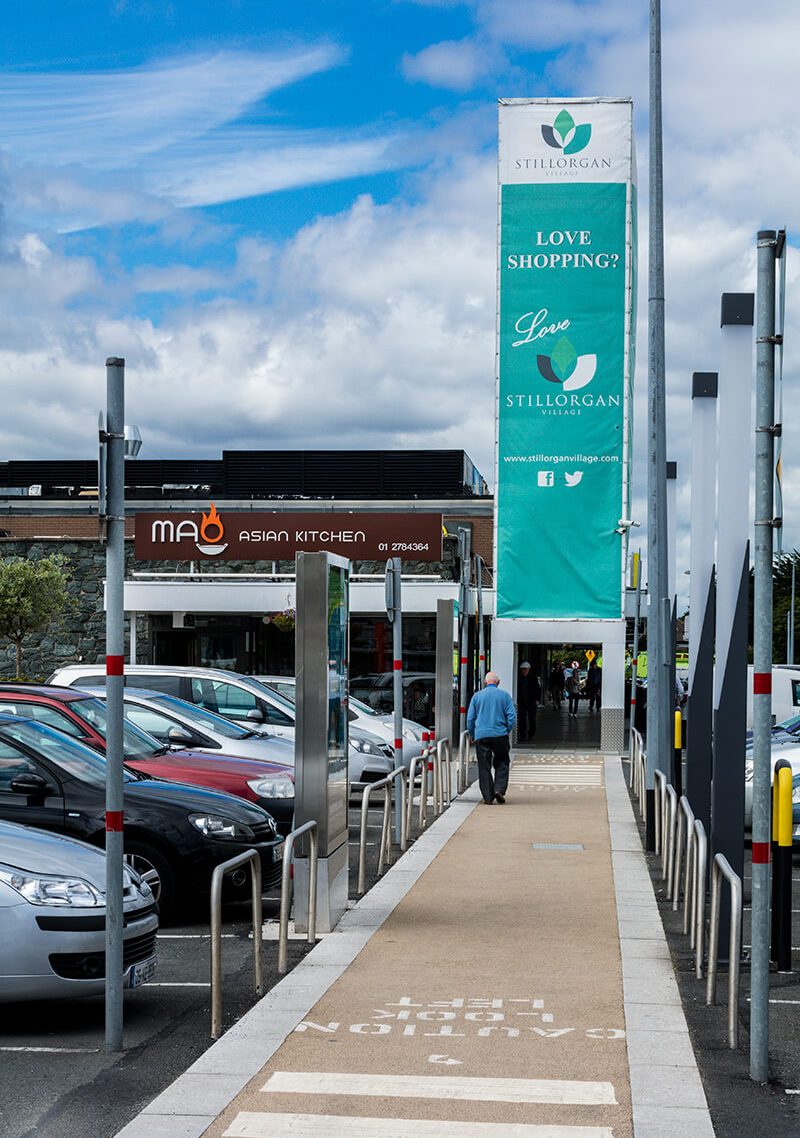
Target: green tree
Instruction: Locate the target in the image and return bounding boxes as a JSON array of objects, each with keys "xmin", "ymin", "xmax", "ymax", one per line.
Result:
[{"xmin": 0, "ymin": 555, "xmax": 73, "ymax": 677}]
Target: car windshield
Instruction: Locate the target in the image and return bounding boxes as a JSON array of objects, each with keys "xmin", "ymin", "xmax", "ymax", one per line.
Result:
[
  {"xmin": 0, "ymin": 716, "xmax": 136, "ymax": 787},
  {"xmin": 68, "ymin": 697, "xmax": 168, "ymax": 761},
  {"xmin": 244, "ymin": 678, "xmax": 297, "ymax": 714},
  {"xmin": 349, "ymin": 695, "xmax": 379, "ymax": 717},
  {"xmin": 139, "ymin": 692, "xmax": 252, "ymax": 739}
]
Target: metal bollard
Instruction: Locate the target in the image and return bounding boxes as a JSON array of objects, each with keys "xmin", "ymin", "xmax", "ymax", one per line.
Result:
[
  {"xmin": 673, "ymin": 795, "xmax": 695, "ymax": 915},
  {"xmin": 706, "ymin": 852, "xmax": 743, "ymax": 1048},
  {"xmin": 664, "ymin": 784, "xmax": 678, "ymax": 893},
  {"xmin": 278, "ymin": 821, "xmax": 318, "ymax": 976},
  {"xmin": 653, "ymin": 769, "xmax": 667, "ymax": 854},
  {"xmin": 357, "ymin": 768, "xmax": 406, "ymax": 895},
  {"xmin": 772, "ymin": 762, "xmax": 794, "ymax": 971},
  {"xmin": 210, "ymin": 849, "xmax": 263, "ymax": 1038},
  {"xmin": 693, "ymin": 819, "xmax": 707, "ymax": 976}
]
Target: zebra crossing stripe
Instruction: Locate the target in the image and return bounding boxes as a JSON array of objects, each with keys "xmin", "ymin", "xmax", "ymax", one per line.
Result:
[
  {"xmin": 260, "ymin": 1071, "xmax": 617, "ymax": 1106},
  {"xmin": 225, "ymin": 1112, "xmax": 615, "ymax": 1137}
]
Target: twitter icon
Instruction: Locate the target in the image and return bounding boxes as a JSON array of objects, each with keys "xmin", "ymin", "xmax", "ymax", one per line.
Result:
[{"xmin": 564, "ymin": 471, "xmax": 584, "ymax": 487}]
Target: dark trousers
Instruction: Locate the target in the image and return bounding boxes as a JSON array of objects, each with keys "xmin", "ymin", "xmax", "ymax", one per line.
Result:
[
  {"xmin": 518, "ymin": 703, "xmax": 537, "ymax": 740},
  {"xmin": 588, "ymin": 689, "xmax": 601, "ymax": 711},
  {"xmin": 476, "ymin": 735, "xmax": 511, "ymax": 802},
  {"xmin": 568, "ymin": 692, "xmax": 580, "ymax": 714}
]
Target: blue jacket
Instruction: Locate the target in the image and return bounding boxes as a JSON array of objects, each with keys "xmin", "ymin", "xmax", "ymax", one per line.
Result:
[{"xmin": 467, "ymin": 684, "xmax": 516, "ymax": 740}]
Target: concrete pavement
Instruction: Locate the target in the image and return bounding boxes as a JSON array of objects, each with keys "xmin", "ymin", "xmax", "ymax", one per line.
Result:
[{"xmin": 116, "ymin": 752, "xmax": 715, "ymax": 1138}]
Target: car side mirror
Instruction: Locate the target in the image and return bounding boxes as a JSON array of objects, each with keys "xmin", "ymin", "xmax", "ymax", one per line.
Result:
[
  {"xmin": 246, "ymin": 708, "xmax": 265, "ymax": 723},
  {"xmin": 167, "ymin": 726, "xmax": 194, "ymax": 746},
  {"xmin": 10, "ymin": 772, "xmax": 51, "ymax": 797}
]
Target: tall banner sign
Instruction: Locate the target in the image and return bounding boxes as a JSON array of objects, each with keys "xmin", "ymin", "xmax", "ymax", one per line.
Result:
[{"xmin": 495, "ymin": 98, "xmax": 636, "ymax": 618}]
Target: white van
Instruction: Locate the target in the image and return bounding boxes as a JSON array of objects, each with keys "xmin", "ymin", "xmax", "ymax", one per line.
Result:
[{"xmin": 745, "ymin": 665, "xmax": 800, "ymax": 728}]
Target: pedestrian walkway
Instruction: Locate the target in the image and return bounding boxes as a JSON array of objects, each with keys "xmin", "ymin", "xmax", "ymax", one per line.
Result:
[{"xmin": 117, "ymin": 753, "xmax": 715, "ymax": 1138}]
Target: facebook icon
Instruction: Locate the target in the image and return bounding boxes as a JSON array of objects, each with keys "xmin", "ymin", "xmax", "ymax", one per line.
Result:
[{"xmin": 537, "ymin": 470, "xmax": 555, "ymax": 487}]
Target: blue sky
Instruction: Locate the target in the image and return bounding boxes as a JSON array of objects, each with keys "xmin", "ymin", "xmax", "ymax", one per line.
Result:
[{"xmin": 0, "ymin": 0, "xmax": 799, "ymax": 586}]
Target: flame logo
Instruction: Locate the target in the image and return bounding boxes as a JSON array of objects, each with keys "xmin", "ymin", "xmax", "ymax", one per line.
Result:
[
  {"xmin": 200, "ymin": 503, "xmax": 224, "ymax": 544},
  {"xmin": 196, "ymin": 503, "xmax": 228, "ymax": 556}
]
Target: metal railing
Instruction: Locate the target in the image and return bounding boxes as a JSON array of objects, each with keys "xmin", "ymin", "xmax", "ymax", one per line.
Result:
[
  {"xmin": 357, "ymin": 767, "xmax": 406, "ymax": 895},
  {"xmin": 278, "ymin": 820, "xmax": 319, "ymax": 975},
  {"xmin": 457, "ymin": 730, "xmax": 471, "ymax": 794},
  {"xmin": 437, "ymin": 738, "xmax": 453, "ymax": 810},
  {"xmin": 663, "ymin": 783, "xmax": 678, "ymax": 892},
  {"xmin": 653, "ymin": 769, "xmax": 667, "ymax": 855},
  {"xmin": 693, "ymin": 819, "xmax": 707, "ymax": 978},
  {"xmin": 210, "ymin": 849, "xmax": 263, "ymax": 1039},
  {"xmin": 672, "ymin": 795, "xmax": 695, "ymax": 924},
  {"xmin": 706, "ymin": 852, "xmax": 742, "ymax": 1048},
  {"xmin": 406, "ymin": 753, "xmax": 428, "ymax": 836}
]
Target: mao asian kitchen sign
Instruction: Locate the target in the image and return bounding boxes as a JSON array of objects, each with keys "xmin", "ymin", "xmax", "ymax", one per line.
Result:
[{"xmin": 134, "ymin": 505, "xmax": 444, "ymax": 563}]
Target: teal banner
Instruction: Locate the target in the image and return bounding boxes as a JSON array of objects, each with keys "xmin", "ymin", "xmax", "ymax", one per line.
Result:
[{"xmin": 496, "ymin": 180, "xmax": 630, "ymax": 618}]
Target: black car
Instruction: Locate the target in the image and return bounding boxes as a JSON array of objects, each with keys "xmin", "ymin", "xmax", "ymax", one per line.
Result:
[{"xmin": 0, "ymin": 713, "xmax": 283, "ymax": 917}]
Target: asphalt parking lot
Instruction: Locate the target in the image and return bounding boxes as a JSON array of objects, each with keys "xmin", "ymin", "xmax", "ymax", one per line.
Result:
[{"xmin": 0, "ymin": 800, "xmax": 395, "ymax": 1138}]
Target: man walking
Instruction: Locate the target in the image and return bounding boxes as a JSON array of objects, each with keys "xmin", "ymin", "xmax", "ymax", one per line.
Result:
[{"xmin": 467, "ymin": 671, "xmax": 516, "ymax": 804}]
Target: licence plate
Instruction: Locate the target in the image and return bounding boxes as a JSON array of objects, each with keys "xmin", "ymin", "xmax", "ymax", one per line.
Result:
[{"xmin": 129, "ymin": 955, "xmax": 157, "ymax": 988}]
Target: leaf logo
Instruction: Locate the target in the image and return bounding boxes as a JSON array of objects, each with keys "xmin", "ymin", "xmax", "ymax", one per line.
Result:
[
  {"xmin": 541, "ymin": 109, "xmax": 592, "ymax": 155},
  {"xmin": 536, "ymin": 336, "xmax": 596, "ymax": 391}
]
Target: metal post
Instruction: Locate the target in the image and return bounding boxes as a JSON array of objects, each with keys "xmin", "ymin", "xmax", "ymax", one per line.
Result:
[
  {"xmin": 628, "ymin": 552, "xmax": 642, "ymax": 749},
  {"xmin": 706, "ymin": 853, "xmax": 743, "ymax": 1049},
  {"xmin": 104, "ymin": 357, "xmax": 125, "ymax": 1054},
  {"xmin": 210, "ymin": 850, "xmax": 263, "ymax": 1038},
  {"xmin": 475, "ymin": 556, "xmax": 486, "ymax": 687},
  {"xmin": 278, "ymin": 822, "xmax": 318, "ymax": 975},
  {"xmin": 386, "ymin": 558, "xmax": 404, "ymax": 843},
  {"xmin": 790, "ymin": 558, "xmax": 796, "ymax": 664},
  {"xmin": 646, "ymin": 0, "xmax": 671, "ymax": 850},
  {"xmin": 457, "ymin": 528, "xmax": 472, "ymax": 741},
  {"xmin": 751, "ymin": 228, "xmax": 778, "ymax": 1082}
]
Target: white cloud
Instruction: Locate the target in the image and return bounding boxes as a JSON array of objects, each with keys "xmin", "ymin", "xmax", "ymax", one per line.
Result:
[{"xmin": 402, "ymin": 39, "xmax": 494, "ymax": 91}]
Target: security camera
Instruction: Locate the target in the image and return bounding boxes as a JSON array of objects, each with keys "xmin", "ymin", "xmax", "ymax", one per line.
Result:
[{"xmin": 616, "ymin": 518, "xmax": 640, "ymax": 529}]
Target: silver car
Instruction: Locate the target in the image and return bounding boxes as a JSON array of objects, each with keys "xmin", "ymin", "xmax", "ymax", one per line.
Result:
[
  {"xmin": 0, "ymin": 820, "xmax": 158, "ymax": 1002},
  {"xmin": 260, "ymin": 676, "xmax": 427, "ymax": 766},
  {"xmin": 48, "ymin": 664, "xmax": 393, "ymax": 787}
]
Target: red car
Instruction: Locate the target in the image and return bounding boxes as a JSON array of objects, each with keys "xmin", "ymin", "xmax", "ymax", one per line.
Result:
[{"xmin": 0, "ymin": 685, "xmax": 294, "ymax": 833}]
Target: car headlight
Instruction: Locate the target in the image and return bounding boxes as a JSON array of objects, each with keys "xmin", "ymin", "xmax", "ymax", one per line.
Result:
[
  {"xmin": 792, "ymin": 784, "xmax": 800, "ymax": 804},
  {"xmin": 0, "ymin": 864, "xmax": 104, "ymax": 907},
  {"xmin": 188, "ymin": 814, "xmax": 255, "ymax": 841},
  {"xmin": 351, "ymin": 737, "xmax": 380, "ymax": 754},
  {"xmin": 247, "ymin": 776, "xmax": 295, "ymax": 799}
]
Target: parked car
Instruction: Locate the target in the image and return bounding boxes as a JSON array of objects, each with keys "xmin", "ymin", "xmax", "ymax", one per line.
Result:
[
  {"xmin": 0, "ymin": 819, "xmax": 158, "ymax": 1002},
  {"xmin": 48, "ymin": 665, "xmax": 394, "ymax": 786},
  {"xmin": 744, "ymin": 742, "xmax": 800, "ymax": 829},
  {"xmin": 0, "ymin": 685, "xmax": 296, "ymax": 834},
  {"xmin": 350, "ymin": 671, "xmax": 435, "ymax": 719},
  {"xmin": 0, "ymin": 713, "xmax": 283, "ymax": 917},
  {"xmin": 258, "ymin": 676, "xmax": 427, "ymax": 765}
]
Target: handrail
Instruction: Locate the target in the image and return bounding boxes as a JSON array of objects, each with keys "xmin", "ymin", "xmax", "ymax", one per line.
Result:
[
  {"xmin": 692, "ymin": 819, "xmax": 707, "ymax": 975},
  {"xmin": 653, "ymin": 769, "xmax": 667, "ymax": 855},
  {"xmin": 210, "ymin": 849, "xmax": 262, "ymax": 1039},
  {"xmin": 437, "ymin": 738, "xmax": 453, "ymax": 810},
  {"xmin": 706, "ymin": 852, "xmax": 742, "ymax": 1048},
  {"xmin": 458, "ymin": 730, "xmax": 471, "ymax": 793},
  {"xmin": 672, "ymin": 796, "xmax": 695, "ymax": 924},
  {"xmin": 663, "ymin": 784, "xmax": 678, "ymax": 891},
  {"xmin": 357, "ymin": 767, "xmax": 407, "ymax": 895},
  {"xmin": 406, "ymin": 753, "xmax": 427, "ymax": 836},
  {"xmin": 637, "ymin": 742, "xmax": 647, "ymax": 817},
  {"xmin": 278, "ymin": 820, "xmax": 318, "ymax": 975},
  {"xmin": 630, "ymin": 727, "xmax": 641, "ymax": 791}
]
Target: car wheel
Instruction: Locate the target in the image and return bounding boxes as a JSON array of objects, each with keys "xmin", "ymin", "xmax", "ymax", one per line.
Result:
[{"xmin": 124, "ymin": 841, "xmax": 175, "ymax": 916}]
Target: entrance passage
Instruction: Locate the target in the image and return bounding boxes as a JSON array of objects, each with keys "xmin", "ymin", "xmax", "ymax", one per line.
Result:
[{"xmin": 514, "ymin": 644, "xmax": 602, "ymax": 751}]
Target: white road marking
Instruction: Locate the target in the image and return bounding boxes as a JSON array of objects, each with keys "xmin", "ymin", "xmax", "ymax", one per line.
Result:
[
  {"xmin": 507, "ymin": 765, "xmax": 603, "ymax": 788},
  {"xmin": 158, "ymin": 933, "xmax": 237, "ymax": 939},
  {"xmin": 261, "ymin": 1072, "xmax": 617, "ymax": 1106},
  {"xmin": 0, "ymin": 1046, "xmax": 99, "ymax": 1054},
  {"xmin": 747, "ymin": 998, "xmax": 800, "ymax": 1006},
  {"xmin": 225, "ymin": 1114, "xmax": 614, "ymax": 1137},
  {"xmin": 147, "ymin": 982, "xmax": 211, "ymax": 988},
  {"xmin": 428, "ymin": 1054, "xmax": 462, "ymax": 1064},
  {"xmin": 785, "ymin": 1089, "xmax": 800, "ymax": 1095}
]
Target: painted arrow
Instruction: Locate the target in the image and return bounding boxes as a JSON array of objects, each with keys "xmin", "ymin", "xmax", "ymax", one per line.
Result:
[{"xmin": 428, "ymin": 1055, "xmax": 463, "ymax": 1065}]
